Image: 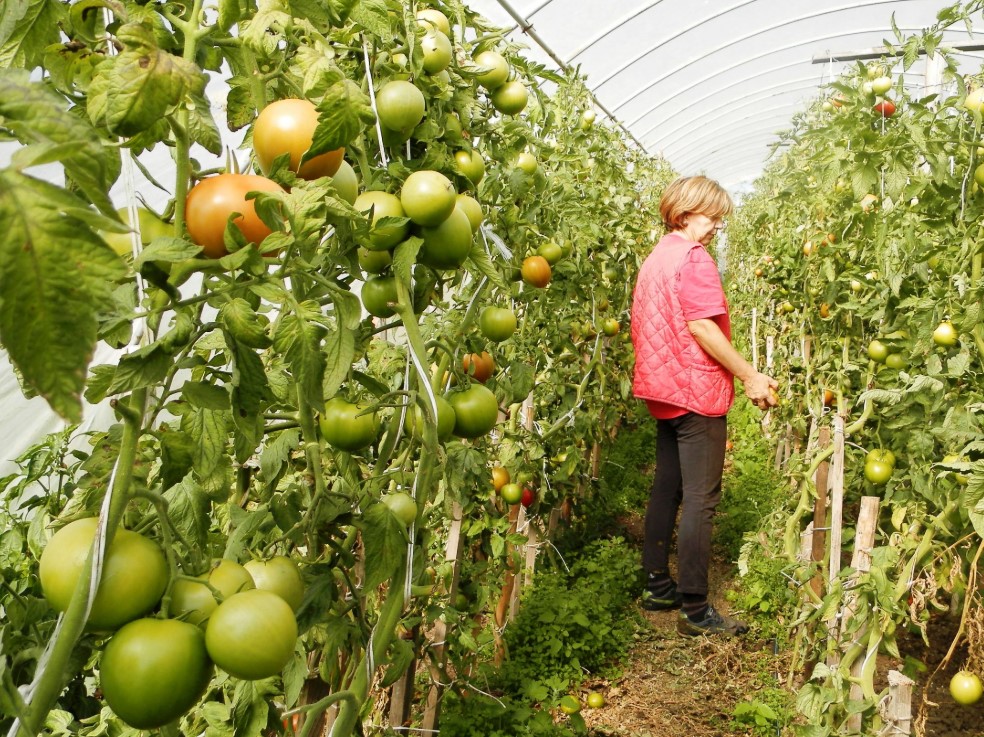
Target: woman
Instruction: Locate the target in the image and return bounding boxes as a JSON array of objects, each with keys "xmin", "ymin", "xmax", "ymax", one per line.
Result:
[{"xmin": 630, "ymin": 175, "xmax": 777, "ymax": 636}]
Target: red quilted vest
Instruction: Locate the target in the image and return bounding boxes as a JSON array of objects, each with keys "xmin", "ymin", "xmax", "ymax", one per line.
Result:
[{"xmin": 631, "ymin": 235, "xmax": 735, "ymax": 417}]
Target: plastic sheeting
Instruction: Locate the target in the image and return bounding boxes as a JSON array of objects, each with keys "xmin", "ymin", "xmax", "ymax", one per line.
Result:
[{"xmin": 468, "ymin": 0, "xmax": 984, "ymax": 190}]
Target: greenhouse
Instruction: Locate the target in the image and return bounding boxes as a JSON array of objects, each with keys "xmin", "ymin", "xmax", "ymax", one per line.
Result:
[{"xmin": 2, "ymin": 0, "xmax": 984, "ymax": 735}]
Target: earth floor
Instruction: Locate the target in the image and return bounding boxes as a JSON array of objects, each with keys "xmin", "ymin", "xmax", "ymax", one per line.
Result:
[{"xmin": 575, "ymin": 554, "xmax": 983, "ymax": 737}]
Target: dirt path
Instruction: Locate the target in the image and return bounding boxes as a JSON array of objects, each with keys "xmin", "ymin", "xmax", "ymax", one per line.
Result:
[{"xmin": 578, "ymin": 557, "xmax": 787, "ymax": 737}]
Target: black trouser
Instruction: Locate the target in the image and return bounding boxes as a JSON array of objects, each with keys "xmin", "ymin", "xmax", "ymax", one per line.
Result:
[{"xmin": 642, "ymin": 412, "xmax": 727, "ymax": 597}]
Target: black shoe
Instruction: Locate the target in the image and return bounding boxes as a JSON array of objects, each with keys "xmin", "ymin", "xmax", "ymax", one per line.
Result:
[
  {"xmin": 641, "ymin": 580, "xmax": 683, "ymax": 611},
  {"xmin": 676, "ymin": 605, "xmax": 749, "ymax": 636}
]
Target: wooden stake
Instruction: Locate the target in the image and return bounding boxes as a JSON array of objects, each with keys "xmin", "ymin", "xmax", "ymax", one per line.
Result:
[
  {"xmin": 883, "ymin": 670, "xmax": 914, "ymax": 736},
  {"xmin": 844, "ymin": 496, "xmax": 880, "ymax": 734},
  {"xmin": 825, "ymin": 414, "xmax": 846, "ymax": 669},
  {"xmin": 798, "ymin": 521, "xmax": 815, "ymax": 562},
  {"xmin": 810, "ymin": 426, "xmax": 831, "ymax": 597},
  {"xmin": 421, "ymin": 502, "xmax": 465, "ymax": 733},
  {"xmin": 751, "ymin": 307, "xmax": 759, "ymax": 369}
]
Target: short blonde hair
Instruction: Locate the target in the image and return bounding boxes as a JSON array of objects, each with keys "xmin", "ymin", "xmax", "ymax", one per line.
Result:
[{"xmin": 659, "ymin": 176, "xmax": 733, "ymax": 231}]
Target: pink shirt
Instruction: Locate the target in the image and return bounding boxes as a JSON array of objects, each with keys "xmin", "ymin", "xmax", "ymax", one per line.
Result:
[{"xmin": 646, "ymin": 240, "xmax": 729, "ymax": 419}]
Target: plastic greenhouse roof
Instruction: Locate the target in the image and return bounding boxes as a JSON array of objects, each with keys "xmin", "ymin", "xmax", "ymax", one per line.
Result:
[{"xmin": 467, "ymin": 0, "xmax": 984, "ymax": 192}]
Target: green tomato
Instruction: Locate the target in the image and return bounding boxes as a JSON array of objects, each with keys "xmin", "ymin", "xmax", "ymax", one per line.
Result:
[
  {"xmin": 100, "ymin": 207, "xmax": 171, "ymax": 256},
  {"xmin": 865, "ymin": 449, "xmax": 896, "ymax": 468},
  {"xmin": 867, "ymin": 340, "xmax": 889, "ymax": 362},
  {"xmin": 382, "ymin": 492, "xmax": 418, "ymax": 527},
  {"xmin": 499, "ymin": 482, "xmax": 522, "ymax": 505},
  {"xmin": 320, "ymin": 396, "xmax": 379, "ymax": 451},
  {"xmin": 447, "ymin": 384, "xmax": 499, "ymax": 438},
  {"xmin": 864, "ymin": 460, "xmax": 893, "ymax": 485},
  {"xmin": 39, "ymin": 518, "xmax": 168, "ymax": 631},
  {"xmin": 100, "ymin": 618, "xmax": 212, "ymax": 729},
  {"xmin": 244, "ymin": 557, "xmax": 305, "ymax": 612},
  {"xmin": 884, "ymin": 353, "xmax": 907, "ymax": 370},
  {"xmin": 479, "ymin": 307, "xmax": 518, "ymax": 342},
  {"xmin": 949, "ymin": 670, "xmax": 983, "ymax": 705},
  {"xmin": 586, "ymin": 691, "xmax": 605, "ymax": 709},
  {"xmin": 408, "ymin": 395, "xmax": 457, "ymax": 442},
  {"xmin": 205, "ymin": 589, "xmax": 298, "ymax": 680},
  {"xmin": 933, "ymin": 320, "xmax": 959, "ymax": 347},
  {"xmin": 559, "ymin": 695, "xmax": 581, "ymax": 715}
]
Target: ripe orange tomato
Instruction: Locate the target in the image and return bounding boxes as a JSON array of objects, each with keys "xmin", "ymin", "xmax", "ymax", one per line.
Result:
[
  {"xmin": 185, "ymin": 174, "xmax": 283, "ymax": 258},
  {"xmin": 521, "ymin": 255, "xmax": 552, "ymax": 288},
  {"xmin": 462, "ymin": 351, "xmax": 494, "ymax": 383},
  {"xmin": 253, "ymin": 99, "xmax": 344, "ymax": 179}
]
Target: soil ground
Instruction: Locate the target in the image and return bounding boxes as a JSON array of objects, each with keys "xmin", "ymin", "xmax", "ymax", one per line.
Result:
[{"xmin": 575, "ymin": 533, "xmax": 984, "ymax": 736}]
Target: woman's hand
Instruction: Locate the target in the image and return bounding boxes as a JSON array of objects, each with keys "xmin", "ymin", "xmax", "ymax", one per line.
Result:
[{"xmin": 743, "ymin": 372, "xmax": 779, "ymax": 410}]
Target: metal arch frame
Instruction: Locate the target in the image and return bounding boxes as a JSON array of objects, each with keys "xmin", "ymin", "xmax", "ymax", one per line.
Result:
[
  {"xmin": 617, "ymin": 22, "xmax": 981, "ymax": 130},
  {"xmin": 593, "ymin": 0, "xmax": 923, "ymax": 94},
  {"xmin": 682, "ymin": 147, "xmax": 789, "ymax": 187},
  {"xmin": 673, "ymin": 134, "xmax": 788, "ymax": 177},
  {"xmin": 565, "ymin": 0, "xmax": 744, "ymax": 63},
  {"xmin": 631, "ymin": 60, "xmax": 829, "ymax": 139},
  {"xmin": 668, "ymin": 114, "xmax": 796, "ymax": 171},
  {"xmin": 677, "ymin": 137, "xmax": 793, "ymax": 179},
  {"xmin": 638, "ymin": 79, "xmax": 824, "ymax": 151},
  {"xmin": 669, "ymin": 120, "xmax": 795, "ymax": 169}
]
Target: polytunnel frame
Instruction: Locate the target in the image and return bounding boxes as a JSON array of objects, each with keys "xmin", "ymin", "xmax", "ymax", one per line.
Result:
[{"xmin": 481, "ymin": 0, "xmax": 984, "ymax": 187}]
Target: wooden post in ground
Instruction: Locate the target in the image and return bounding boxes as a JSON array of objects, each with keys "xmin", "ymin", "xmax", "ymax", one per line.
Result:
[
  {"xmin": 811, "ymin": 426, "xmax": 831, "ymax": 597},
  {"xmin": 882, "ymin": 670, "xmax": 914, "ymax": 735},
  {"xmin": 388, "ymin": 624, "xmax": 418, "ymax": 728},
  {"xmin": 825, "ymin": 414, "xmax": 846, "ymax": 669},
  {"xmin": 844, "ymin": 496, "xmax": 880, "ymax": 733},
  {"xmin": 493, "ymin": 502, "xmax": 522, "ymax": 665},
  {"xmin": 421, "ymin": 502, "xmax": 465, "ymax": 733},
  {"xmin": 751, "ymin": 308, "xmax": 759, "ymax": 369}
]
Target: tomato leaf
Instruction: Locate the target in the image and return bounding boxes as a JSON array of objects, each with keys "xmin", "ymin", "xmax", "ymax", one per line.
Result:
[
  {"xmin": 162, "ymin": 474, "xmax": 210, "ymax": 553},
  {"xmin": 107, "ymin": 345, "xmax": 172, "ymax": 395},
  {"xmin": 308, "ymin": 73, "xmax": 375, "ymax": 157},
  {"xmin": 260, "ymin": 428, "xmax": 301, "ymax": 490},
  {"xmin": 349, "ymin": 0, "xmax": 391, "ymax": 39},
  {"xmin": 379, "ymin": 637, "xmax": 414, "ymax": 687},
  {"xmin": 965, "ymin": 466, "xmax": 984, "ymax": 539},
  {"xmin": 220, "ymin": 298, "xmax": 272, "ymax": 349},
  {"xmin": 181, "ymin": 407, "xmax": 232, "ymax": 501},
  {"xmin": 182, "ymin": 381, "xmax": 231, "ymax": 411},
  {"xmin": 361, "ymin": 503, "xmax": 405, "ymax": 591},
  {"xmin": 0, "ymin": 0, "xmax": 66, "ymax": 69},
  {"xmin": 227, "ymin": 337, "xmax": 271, "ymax": 460},
  {"xmin": 186, "ymin": 89, "xmax": 223, "ymax": 155},
  {"xmin": 217, "ymin": 0, "xmax": 243, "ymax": 32},
  {"xmin": 322, "ymin": 324, "xmax": 356, "ymax": 402},
  {"xmin": 0, "ymin": 171, "xmax": 127, "ymax": 421},
  {"xmin": 467, "ymin": 244, "xmax": 509, "ymax": 292},
  {"xmin": 87, "ymin": 23, "xmax": 203, "ymax": 137},
  {"xmin": 273, "ymin": 303, "xmax": 327, "ymax": 411},
  {"xmin": 0, "ymin": 71, "xmax": 118, "ymax": 214}
]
